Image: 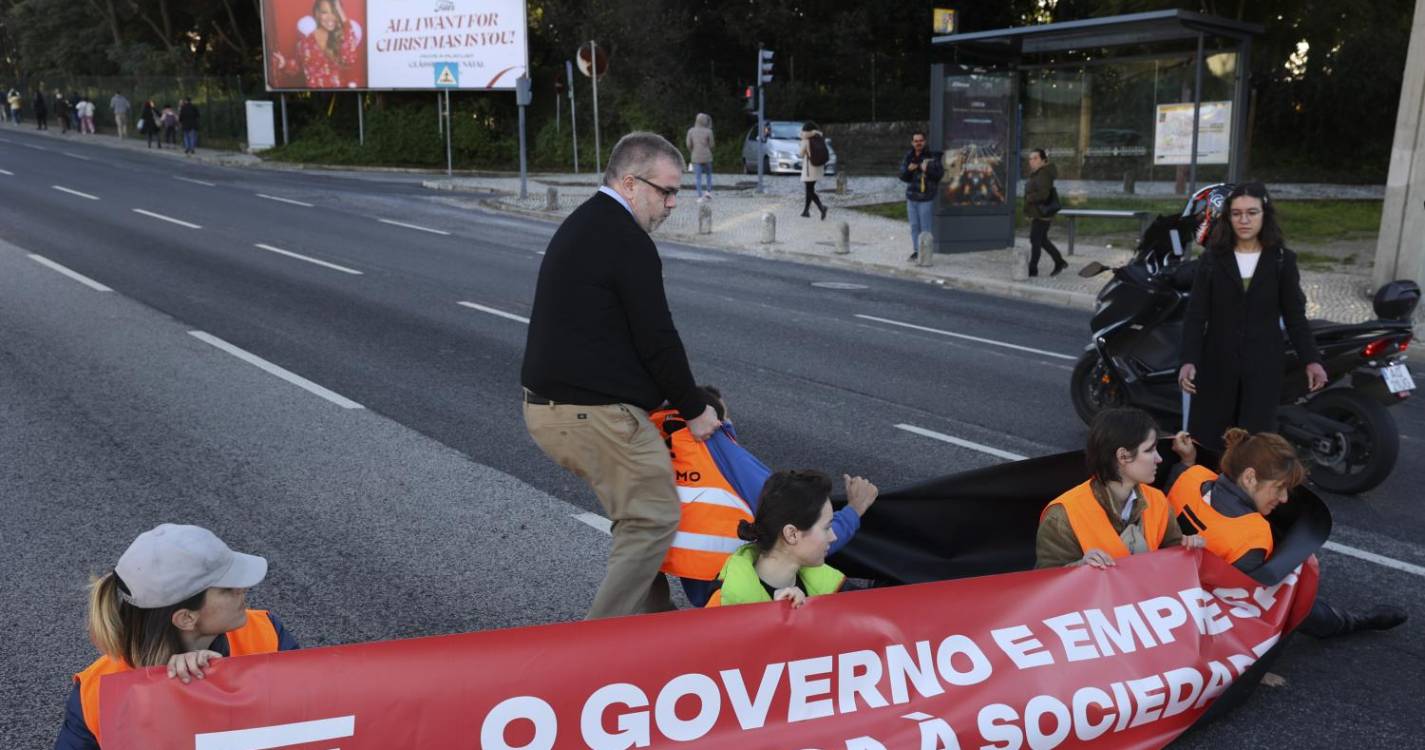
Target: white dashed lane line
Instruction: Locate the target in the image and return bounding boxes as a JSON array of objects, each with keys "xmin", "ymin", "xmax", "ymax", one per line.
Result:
[
  {"xmin": 855, "ymin": 314, "xmax": 1078, "ymax": 361},
  {"xmin": 457, "ymin": 301, "xmax": 529, "ymax": 324},
  {"xmin": 28, "ymin": 254, "xmax": 112, "ymax": 292},
  {"xmin": 132, "ymin": 208, "xmax": 202, "ymax": 229},
  {"xmin": 255, "ymin": 243, "xmax": 363, "ymax": 275},
  {"xmin": 187, "ymin": 331, "xmax": 364, "ymax": 410},
  {"xmin": 175, "ymin": 176, "xmax": 216, "ymax": 187},
  {"xmin": 257, "ymin": 193, "xmax": 315, "ymax": 207},
  {"xmin": 51, "ymin": 185, "xmax": 99, "ymax": 200},
  {"xmin": 0, "ymin": 168, "xmax": 14, "ymax": 175},
  {"xmin": 895, "ymin": 423, "xmax": 1030, "ymax": 461},
  {"xmin": 378, "ymin": 218, "xmax": 450, "ymax": 236},
  {"xmin": 61, "ymin": 151, "xmax": 92, "ymax": 161}
]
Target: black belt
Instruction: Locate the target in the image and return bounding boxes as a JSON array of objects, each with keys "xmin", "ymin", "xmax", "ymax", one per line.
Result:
[{"xmin": 523, "ymin": 390, "xmax": 554, "ymax": 405}]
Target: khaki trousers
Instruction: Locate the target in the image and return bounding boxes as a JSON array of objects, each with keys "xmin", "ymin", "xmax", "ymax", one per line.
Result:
[
  {"xmin": 114, "ymin": 113, "xmax": 128, "ymax": 138},
  {"xmin": 524, "ymin": 398, "xmax": 679, "ymax": 618}
]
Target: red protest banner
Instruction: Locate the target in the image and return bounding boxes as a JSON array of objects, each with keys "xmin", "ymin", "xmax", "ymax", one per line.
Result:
[{"xmin": 100, "ymin": 549, "xmax": 1317, "ymax": 750}]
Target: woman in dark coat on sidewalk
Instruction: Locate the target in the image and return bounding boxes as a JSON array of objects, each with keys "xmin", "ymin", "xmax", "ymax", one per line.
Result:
[
  {"xmin": 32, "ymin": 90, "xmax": 47, "ymax": 130},
  {"xmin": 140, "ymin": 98, "xmax": 160, "ymax": 148},
  {"xmin": 1178, "ymin": 182, "xmax": 1328, "ymax": 449}
]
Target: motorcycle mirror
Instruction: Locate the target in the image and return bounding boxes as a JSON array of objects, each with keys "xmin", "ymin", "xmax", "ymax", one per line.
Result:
[{"xmin": 1078, "ymin": 262, "xmax": 1108, "ymax": 278}]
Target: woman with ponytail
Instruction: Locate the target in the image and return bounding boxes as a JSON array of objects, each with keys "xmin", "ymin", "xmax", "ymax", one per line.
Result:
[
  {"xmin": 705, "ymin": 470, "xmax": 863, "ymax": 608},
  {"xmin": 55, "ymin": 525, "xmax": 299, "ymax": 750},
  {"xmin": 1170, "ymin": 429, "xmax": 1406, "ymax": 637}
]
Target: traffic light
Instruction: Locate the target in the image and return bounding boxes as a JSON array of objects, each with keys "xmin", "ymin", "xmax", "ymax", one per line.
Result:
[
  {"xmin": 743, "ymin": 84, "xmax": 755, "ymax": 111},
  {"xmin": 759, "ymin": 49, "xmax": 774, "ymax": 85}
]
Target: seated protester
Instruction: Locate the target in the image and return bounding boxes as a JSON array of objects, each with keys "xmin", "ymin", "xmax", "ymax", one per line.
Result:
[
  {"xmin": 707, "ymin": 470, "xmax": 846, "ymax": 608},
  {"xmin": 652, "ymin": 385, "xmax": 876, "ymax": 607},
  {"xmin": 56, "ymin": 524, "xmax": 299, "ymax": 750},
  {"xmin": 1037, "ymin": 407, "xmax": 1204, "ymax": 569},
  {"xmin": 1169, "ymin": 428, "xmax": 1407, "ymax": 637}
]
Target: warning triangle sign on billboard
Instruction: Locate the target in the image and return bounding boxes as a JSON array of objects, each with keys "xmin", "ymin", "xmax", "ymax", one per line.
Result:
[{"xmin": 434, "ymin": 62, "xmax": 459, "ymax": 88}]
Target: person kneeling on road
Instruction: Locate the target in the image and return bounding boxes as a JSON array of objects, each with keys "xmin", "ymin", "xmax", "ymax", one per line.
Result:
[
  {"xmin": 55, "ymin": 524, "xmax": 299, "ymax": 750},
  {"xmin": 706, "ymin": 470, "xmax": 847, "ymax": 608},
  {"xmin": 1037, "ymin": 407, "xmax": 1204, "ymax": 569},
  {"xmin": 1169, "ymin": 428, "xmax": 1407, "ymax": 637},
  {"xmin": 652, "ymin": 386, "xmax": 876, "ymax": 607}
]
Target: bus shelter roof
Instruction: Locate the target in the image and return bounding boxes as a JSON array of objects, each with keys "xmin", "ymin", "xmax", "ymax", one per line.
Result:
[{"xmin": 931, "ymin": 9, "xmax": 1262, "ymax": 58}]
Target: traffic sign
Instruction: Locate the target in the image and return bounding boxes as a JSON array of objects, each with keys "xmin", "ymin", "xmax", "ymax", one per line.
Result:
[
  {"xmin": 433, "ymin": 62, "xmax": 460, "ymax": 88},
  {"xmin": 577, "ymin": 42, "xmax": 608, "ymax": 79}
]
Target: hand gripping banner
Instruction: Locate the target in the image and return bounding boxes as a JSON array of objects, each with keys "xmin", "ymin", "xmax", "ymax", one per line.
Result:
[{"xmin": 100, "ymin": 549, "xmax": 1317, "ymax": 750}]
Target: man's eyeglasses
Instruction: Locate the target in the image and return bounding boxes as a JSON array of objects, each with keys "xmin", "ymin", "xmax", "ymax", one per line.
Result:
[
  {"xmin": 634, "ymin": 175, "xmax": 679, "ymax": 201},
  {"xmin": 1231, "ymin": 209, "xmax": 1263, "ymax": 222}
]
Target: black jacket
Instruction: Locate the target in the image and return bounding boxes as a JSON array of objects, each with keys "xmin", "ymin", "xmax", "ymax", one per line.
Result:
[
  {"xmin": 521, "ymin": 191, "xmax": 705, "ymax": 418},
  {"xmin": 178, "ymin": 102, "xmax": 199, "ymax": 129},
  {"xmin": 899, "ymin": 148, "xmax": 944, "ymax": 202},
  {"xmin": 1180, "ymin": 246, "xmax": 1319, "ymax": 444}
]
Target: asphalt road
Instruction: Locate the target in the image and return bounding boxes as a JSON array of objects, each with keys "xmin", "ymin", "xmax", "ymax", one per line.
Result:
[{"xmin": 1, "ymin": 127, "xmax": 1421, "ymax": 748}]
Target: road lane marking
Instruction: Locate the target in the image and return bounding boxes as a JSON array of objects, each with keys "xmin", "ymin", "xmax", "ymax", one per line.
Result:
[
  {"xmin": 378, "ymin": 218, "xmax": 450, "ymax": 235},
  {"xmin": 897, "ymin": 422, "xmax": 1425, "ymax": 578},
  {"xmin": 188, "ymin": 331, "xmax": 365, "ymax": 409},
  {"xmin": 1322, "ymin": 541, "xmax": 1425, "ymax": 578},
  {"xmin": 257, "ymin": 193, "xmax": 314, "ymax": 207},
  {"xmin": 573, "ymin": 512, "xmax": 612, "ymax": 535},
  {"xmin": 28, "ymin": 254, "xmax": 112, "ymax": 291},
  {"xmin": 51, "ymin": 185, "xmax": 99, "ymax": 200},
  {"xmin": 457, "ymin": 301, "xmax": 529, "ymax": 324},
  {"xmin": 175, "ymin": 176, "xmax": 216, "ymax": 187},
  {"xmin": 255, "ymin": 243, "xmax": 362, "ymax": 275},
  {"xmin": 894, "ymin": 423, "xmax": 1028, "ymax": 461},
  {"xmin": 20, "ymin": 142, "xmax": 45, "ymax": 151},
  {"xmin": 0, "ymin": 168, "xmax": 14, "ymax": 175},
  {"xmin": 855, "ymin": 314, "xmax": 1077, "ymax": 361},
  {"xmin": 133, "ymin": 208, "xmax": 202, "ymax": 229},
  {"xmin": 61, "ymin": 151, "xmax": 92, "ymax": 161}
]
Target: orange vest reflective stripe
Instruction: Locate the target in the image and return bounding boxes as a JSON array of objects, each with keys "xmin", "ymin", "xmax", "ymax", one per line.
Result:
[
  {"xmin": 75, "ymin": 609, "xmax": 279, "ymax": 742},
  {"xmin": 652, "ymin": 409, "xmax": 756, "ymax": 580},
  {"xmin": 1041, "ymin": 479, "xmax": 1171, "ymax": 558},
  {"xmin": 1166, "ymin": 465, "xmax": 1274, "ymax": 565}
]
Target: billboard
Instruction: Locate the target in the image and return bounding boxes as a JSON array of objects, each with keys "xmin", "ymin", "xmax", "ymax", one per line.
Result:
[
  {"xmin": 262, "ymin": 0, "xmax": 529, "ymax": 91},
  {"xmin": 940, "ymin": 71, "xmax": 1013, "ymax": 209},
  {"xmin": 1154, "ymin": 101, "xmax": 1232, "ymax": 165}
]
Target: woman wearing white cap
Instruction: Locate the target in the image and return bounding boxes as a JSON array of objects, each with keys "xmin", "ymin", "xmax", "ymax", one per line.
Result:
[{"xmin": 55, "ymin": 524, "xmax": 299, "ymax": 750}]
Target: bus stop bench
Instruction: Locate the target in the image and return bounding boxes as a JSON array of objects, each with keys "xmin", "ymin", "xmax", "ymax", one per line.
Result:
[{"xmin": 1056, "ymin": 209, "xmax": 1155, "ymax": 255}]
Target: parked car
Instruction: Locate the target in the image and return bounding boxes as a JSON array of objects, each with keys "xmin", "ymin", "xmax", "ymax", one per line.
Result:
[{"xmin": 742, "ymin": 121, "xmax": 838, "ymax": 176}]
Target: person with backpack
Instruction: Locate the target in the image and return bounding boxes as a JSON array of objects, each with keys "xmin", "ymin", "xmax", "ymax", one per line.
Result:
[
  {"xmin": 1023, "ymin": 148, "xmax": 1067, "ymax": 276},
  {"xmin": 160, "ymin": 104, "xmax": 178, "ymax": 146},
  {"xmin": 798, "ymin": 122, "xmax": 828, "ymax": 220}
]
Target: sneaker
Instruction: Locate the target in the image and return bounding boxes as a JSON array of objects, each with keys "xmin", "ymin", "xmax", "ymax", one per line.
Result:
[
  {"xmin": 1050, "ymin": 262, "xmax": 1068, "ymax": 276},
  {"xmin": 819, "ymin": 205, "xmax": 827, "ymax": 221},
  {"xmin": 908, "ymin": 252, "xmax": 919, "ymax": 262}
]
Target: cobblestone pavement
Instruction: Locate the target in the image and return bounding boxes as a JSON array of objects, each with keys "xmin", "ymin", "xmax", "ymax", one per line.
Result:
[{"xmin": 426, "ymin": 171, "xmax": 1415, "ymax": 325}]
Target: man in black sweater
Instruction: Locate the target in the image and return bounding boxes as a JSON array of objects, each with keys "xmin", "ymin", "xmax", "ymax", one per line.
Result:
[{"xmin": 522, "ymin": 131, "xmax": 718, "ymax": 618}]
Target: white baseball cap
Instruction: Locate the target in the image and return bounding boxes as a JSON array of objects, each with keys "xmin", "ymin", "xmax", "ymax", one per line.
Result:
[{"xmin": 114, "ymin": 524, "xmax": 268, "ymax": 609}]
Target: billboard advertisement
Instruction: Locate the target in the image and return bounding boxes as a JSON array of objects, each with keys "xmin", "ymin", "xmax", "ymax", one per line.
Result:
[
  {"xmin": 262, "ymin": 0, "xmax": 529, "ymax": 91},
  {"xmin": 939, "ymin": 71, "xmax": 1013, "ymax": 210},
  {"xmin": 1154, "ymin": 101, "xmax": 1232, "ymax": 165}
]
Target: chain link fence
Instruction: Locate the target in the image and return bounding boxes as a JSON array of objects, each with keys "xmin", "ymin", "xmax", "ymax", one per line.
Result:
[{"xmin": 6, "ymin": 75, "xmax": 252, "ymax": 147}]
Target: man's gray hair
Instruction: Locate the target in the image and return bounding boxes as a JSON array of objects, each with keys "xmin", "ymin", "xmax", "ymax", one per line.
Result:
[{"xmin": 603, "ymin": 132, "xmax": 686, "ymax": 186}]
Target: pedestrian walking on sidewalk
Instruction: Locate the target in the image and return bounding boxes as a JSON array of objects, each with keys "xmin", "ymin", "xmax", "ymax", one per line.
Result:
[
  {"xmin": 1024, "ymin": 148, "xmax": 1067, "ymax": 276},
  {"xmin": 686, "ymin": 113, "xmax": 715, "ymax": 201},
  {"xmin": 7, "ymin": 88, "xmax": 21, "ymax": 124},
  {"xmin": 77, "ymin": 97, "xmax": 95, "ymax": 134},
  {"xmin": 110, "ymin": 91, "xmax": 130, "ymax": 137},
  {"xmin": 179, "ymin": 98, "xmax": 199, "ymax": 155},
  {"xmin": 140, "ymin": 99, "xmax": 160, "ymax": 148},
  {"xmin": 55, "ymin": 91, "xmax": 71, "ymax": 133},
  {"xmin": 521, "ymin": 131, "xmax": 719, "ymax": 620},
  {"xmin": 160, "ymin": 104, "xmax": 178, "ymax": 146},
  {"xmin": 899, "ymin": 131, "xmax": 943, "ymax": 262},
  {"xmin": 798, "ymin": 122, "xmax": 828, "ymax": 220},
  {"xmin": 33, "ymin": 90, "xmax": 47, "ymax": 130}
]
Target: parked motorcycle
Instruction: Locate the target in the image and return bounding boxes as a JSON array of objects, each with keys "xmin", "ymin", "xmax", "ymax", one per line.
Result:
[{"xmin": 1070, "ymin": 186, "xmax": 1418, "ymax": 495}]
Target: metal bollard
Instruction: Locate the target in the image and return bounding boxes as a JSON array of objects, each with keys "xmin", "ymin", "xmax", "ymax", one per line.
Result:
[
  {"xmin": 761, "ymin": 212, "xmax": 776, "ymax": 244},
  {"xmin": 835, "ymin": 221, "xmax": 850, "ymax": 254},
  {"xmin": 1010, "ymin": 245, "xmax": 1031, "ymax": 281},
  {"xmin": 835, "ymin": 171, "xmax": 848, "ymax": 195},
  {"xmin": 916, "ymin": 232, "xmax": 935, "ymax": 267},
  {"xmin": 698, "ymin": 203, "xmax": 712, "ymax": 234},
  {"xmin": 545, "ymin": 186, "xmax": 558, "ymax": 210}
]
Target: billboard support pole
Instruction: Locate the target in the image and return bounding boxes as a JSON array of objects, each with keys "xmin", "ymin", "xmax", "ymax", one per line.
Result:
[
  {"xmin": 444, "ymin": 90, "xmax": 453, "ymax": 176},
  {"xmin": 437, "ymin": 92, "xmax": 443, "ymax": 135},
  {"xmin": 280, "ymin": 93, "xmax": 289, "ymax": 146},
  {"xmin": 516, "ymin": 76, "xmax": 530, "ymax": 200},
  {"xmin": 357, "ymin": 93, "xmax": 364, "ymax": 146},
  {"xmin": 567, "ymin": 60, "xmax": 579, "ymax": 174},
  {"xmin": 591, "ymin": 40, "xmax": 601, "ymax": 177},
  {"xmin": 1188, "ymin": 32, "xmax": 1204, "ymax": 195}
]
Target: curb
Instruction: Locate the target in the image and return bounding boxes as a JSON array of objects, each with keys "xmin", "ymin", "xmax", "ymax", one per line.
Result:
[{"xmin": 471, "ymin": 197, "xmax": 1099, "ymax": 312}]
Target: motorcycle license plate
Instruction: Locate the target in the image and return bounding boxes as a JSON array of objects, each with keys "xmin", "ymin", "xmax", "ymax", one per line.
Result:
[{"xmin": 1383, "ymin": 364, "xmax": 1416, "ymax": 394}]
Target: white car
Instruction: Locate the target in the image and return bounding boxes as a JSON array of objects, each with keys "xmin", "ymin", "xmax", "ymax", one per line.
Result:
[{"xmin": 742, "ymin": 121, "xmax": 838, "ymax": 175}]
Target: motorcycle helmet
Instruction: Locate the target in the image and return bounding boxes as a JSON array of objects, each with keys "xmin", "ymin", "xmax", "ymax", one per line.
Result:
[{"xmin": 1185, "ymin": 183, "xmax": 1234, "ymax": 247}]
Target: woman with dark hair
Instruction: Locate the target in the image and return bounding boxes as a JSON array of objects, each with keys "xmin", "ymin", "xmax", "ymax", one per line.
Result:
[
  {"xmin": 1169, "ymin": 429, "xmax": 1407, "ymax": 637},
  {"xmin": 706, "ymin": 469, "xmax": 845, "ymax": 607},
  {"xmin": 273, "ymin": 0, "xmax": 361, "ymax": 89},
  {"xmin": 139, "ymin": 98, "xmax": 160, "ymax": 148},
  {"xmin": 1178, "ymin": 182, "xmax": 1327, "ymax": 449},
  {"xmin": 798, "ymin": 122, "xmax": 828, "ymax": 220},
  {"xmin": 55, "ymin": 524, "xmax": 299, "ymax": 750},
  {"xmin": 1036, "ymin": 407, "xmax": 1203, "ymax": 569}
]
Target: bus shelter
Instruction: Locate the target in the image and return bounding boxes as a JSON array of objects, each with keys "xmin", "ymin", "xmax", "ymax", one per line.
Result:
[{"xmin": 928, "ymin": 10, "xmax": 1262, "ymax": 254}]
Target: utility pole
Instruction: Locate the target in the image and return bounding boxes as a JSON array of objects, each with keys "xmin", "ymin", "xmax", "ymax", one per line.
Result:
[
  {"xmin": 756, "ymin": 47, "xmax": 774, "ymax": 195},
  {"xmin": 566, "ymin": 60, "xmax": 579, "ymax": 174}
]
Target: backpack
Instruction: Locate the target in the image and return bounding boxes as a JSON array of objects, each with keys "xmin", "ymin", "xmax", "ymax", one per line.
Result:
[{"xmin": 808, "ymin": 134, "xmax": 829, "ymax": 167}]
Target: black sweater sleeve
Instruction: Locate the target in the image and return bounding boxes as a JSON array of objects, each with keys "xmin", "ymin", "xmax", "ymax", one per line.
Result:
[{"xmin": 614, "ymin": 242, "xmax": 705, "ymax": 419}]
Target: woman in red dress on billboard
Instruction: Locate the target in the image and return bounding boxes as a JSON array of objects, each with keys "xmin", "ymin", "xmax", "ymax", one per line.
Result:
[{"xmin": 272, "ymin": 0, "xmax": 362, "ymax": 89}]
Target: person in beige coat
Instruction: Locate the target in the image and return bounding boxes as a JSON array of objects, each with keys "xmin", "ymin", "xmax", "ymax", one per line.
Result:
[
  {"xmin": 686, "ymin": 113, "xmax": 715, "ymax": 201},
  {"xmin": 798, "ymin": 122, "xmax": 827, "ymax": 220}
]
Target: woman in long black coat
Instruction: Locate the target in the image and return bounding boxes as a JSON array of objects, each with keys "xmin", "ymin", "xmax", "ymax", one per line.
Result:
[{"xmin": 1178, "ymin": 182, "xmax": 1328, "ymax": 449}]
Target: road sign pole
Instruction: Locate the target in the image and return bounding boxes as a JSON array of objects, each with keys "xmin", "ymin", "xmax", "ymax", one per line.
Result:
[
  {"xmin": 280, "ymin": 93, "xmax": 289, "ymax": 145},
  {"xmin": 444, "ymin": 90, "xmax": 453, "ymax": 176},
  {"xmin": 357, "ymin": 92, "xmax": 364, "ymax": 145},
  {"xmin": 756, "ymin": 86, "xmax": 765, "ymax": 194},
  {"xmin": 567, "ymin": 60, "xmax": 579, "ymax": 174},
  {"xmin": 591, "ymin": 40, "xmax": 602, "ymax": 177},
  {"xmin": 517, "ymin": 76, "xmax": 531, "ymax": 200}
]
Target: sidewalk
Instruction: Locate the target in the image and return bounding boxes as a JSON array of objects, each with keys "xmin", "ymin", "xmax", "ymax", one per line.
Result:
[{"xmin": 425, "ymin": 171, "xmax": 1410, "ymax": 325}]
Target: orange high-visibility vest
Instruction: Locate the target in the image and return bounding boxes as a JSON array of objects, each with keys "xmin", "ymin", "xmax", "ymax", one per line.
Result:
[
  {"xmin": 1166, "ymin": 465, "xmax": 1274, "ymax": 565},
  {"xmin": 652, "ymin": 409, "xmax": 756, "ymax": 580},
  {"xmin": 75, "ymin": 609, "xmax": 280, "ymax": 743},
  {"xmin": 1041, "ymin": 479, "xmax": 1171, "ymax": 558}
]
